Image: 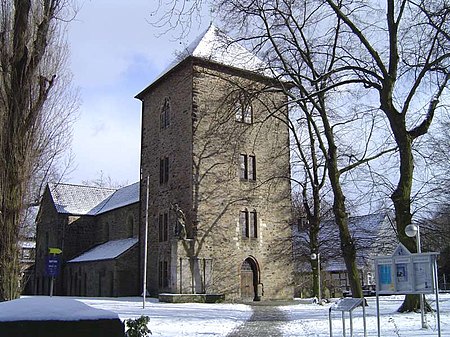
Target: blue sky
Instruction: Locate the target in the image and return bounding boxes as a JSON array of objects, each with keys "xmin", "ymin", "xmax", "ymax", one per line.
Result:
[{"xmin": 67, "ymin": 0, "xmax": 209, "ymax": 185}]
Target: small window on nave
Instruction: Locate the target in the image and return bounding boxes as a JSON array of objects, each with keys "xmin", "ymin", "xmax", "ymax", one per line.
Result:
[{"xmin": 127, "ymin": 215, "xmax": 134, "ymax": 238}]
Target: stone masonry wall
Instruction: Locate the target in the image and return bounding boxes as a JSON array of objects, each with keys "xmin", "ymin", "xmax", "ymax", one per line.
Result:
[
  {"xmin": 64, "ymin": 245, "xmax": 139, "ymax": 297},
  {"xmin": 189, "ymin": 61, "xmax": 294, "ymax": 300},
  {"xmin": 96, "ymin": 203, "xmax": 139, "ymax": 243},
  {"xmin": 139, "ymin": 60, "xmax": 194, "ymax": 295}
]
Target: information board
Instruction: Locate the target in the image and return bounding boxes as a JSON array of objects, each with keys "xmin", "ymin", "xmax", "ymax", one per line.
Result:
[
  {"xmin": 414, "ymin": 255, "xmax": 434, "ymax": 292},
  {"xmin": 374, "ymin": 244, "xmax": 438, "ymax": 295},
  {"xmin": 374, "ymin": 243, "xmax": 441, "ymax": 337}
]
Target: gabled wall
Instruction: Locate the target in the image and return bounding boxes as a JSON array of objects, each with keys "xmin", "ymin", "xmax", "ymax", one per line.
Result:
[{"xmin": 35, "ymin": 187, "xmax": 71, "ymax": 295}]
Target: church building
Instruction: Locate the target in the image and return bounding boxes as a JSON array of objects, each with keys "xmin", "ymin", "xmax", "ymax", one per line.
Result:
[
  {"xmin": 136, "ymin": 25, "xmax": 294, "ymax": 301},
  {"xmin": 34, "ymin": 25, "xmax": 294, "ymax": 301}
]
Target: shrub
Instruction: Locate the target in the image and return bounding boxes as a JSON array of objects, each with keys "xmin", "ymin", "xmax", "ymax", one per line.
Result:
[{"xmin": 125, "ymin": 316, "xmax": 151, "ymax": 337}]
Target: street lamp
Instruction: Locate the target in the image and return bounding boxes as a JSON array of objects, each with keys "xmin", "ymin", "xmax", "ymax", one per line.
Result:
[
  {"xmin": 405, "ymin": 224, "xmax": 421, "ymax": 251},
  {"xmin": 405, "ymin": 223, "xmax": 426, "ymax": 328},
  {"xmin": 311, "ymin": 252, "xmax": 321, "ymax": 302}
]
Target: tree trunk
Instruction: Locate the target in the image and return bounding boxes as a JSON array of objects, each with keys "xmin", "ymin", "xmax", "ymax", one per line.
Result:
[
  {"xmin": 308, "ymin": 214, "xmax": 321, "ymax": 299},
  {"xmin": 322, "ymin": 116, "xmax": 362, "ymax": 298},
  {"xmin": 0, "ymin": 151, "xmax": 26, "ymax": 301},
  {"xmin": 384, "ymin": 101, "xmax": 421, "ymax": 312},
  {"xmin": 332, "ymin": 185, "xmax": 362, "ymax": 298},
  {"xmin": 0, "ymin": 0, "xmax": 60, "ymax": 301}
]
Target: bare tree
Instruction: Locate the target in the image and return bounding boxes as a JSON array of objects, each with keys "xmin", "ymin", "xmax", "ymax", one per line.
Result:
[
  {"xmin": 291, "ymin": 190, "xmax": 336, "ymax": 298},
  {"xmin": 292, "ymin": 113, "xmax": 328, "ymax": 299},
  {"xmin": 323, "ymin": 0, "xmax": 449, "ymax": 311},
  {"xmin": 150, "ymin": 0, "xmax": 206, "ymax": 38},
  {"xmin": 151, "ymin": 0, "xmax": 448, "ymax": 303},
  {"xmin": 81, "ymin": 171, "xmax": 128, "ymax": 189},
  {"xmin": 213, "ymin": 0, "xmax": 397, "ymax": 298},
  {"xmin": 0, "ymin": 0, "xmax": 78, "ymax": 301}
]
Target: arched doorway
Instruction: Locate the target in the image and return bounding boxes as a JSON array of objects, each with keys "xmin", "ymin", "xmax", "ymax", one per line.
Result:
[{"xmin": 240, "ymin": 257, "xmax": 260, "ymax": 301}]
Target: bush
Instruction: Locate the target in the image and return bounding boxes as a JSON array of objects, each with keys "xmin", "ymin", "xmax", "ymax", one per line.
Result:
[{"xmin": 125, "ymin": 316, "xmax": 151, "ymax": 337}]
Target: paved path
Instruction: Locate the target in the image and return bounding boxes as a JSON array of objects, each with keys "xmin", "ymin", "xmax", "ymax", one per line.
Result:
[{"xmin": 226, "ymin": 302, "xmax": 290, "ymax": 337}]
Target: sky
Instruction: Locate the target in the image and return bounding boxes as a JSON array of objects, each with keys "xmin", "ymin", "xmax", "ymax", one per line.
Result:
[{"xmin": 66, "ymin": 0, "xmax": 210, "ymax": 185}]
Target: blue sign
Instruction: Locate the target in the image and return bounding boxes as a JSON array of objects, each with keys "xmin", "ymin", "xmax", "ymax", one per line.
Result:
[{"xmin": 45, "ymin": 255, "xmax": 61, "ymax": 277}]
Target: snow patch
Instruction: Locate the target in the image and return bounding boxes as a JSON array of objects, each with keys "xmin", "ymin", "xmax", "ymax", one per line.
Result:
[{"xmin": 0, "ymin": 297, "xmax": 118, "ymax": 322}]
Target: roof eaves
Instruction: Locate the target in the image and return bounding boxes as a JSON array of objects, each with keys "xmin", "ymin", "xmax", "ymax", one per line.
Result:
[
  {"xmin": 95, "ymin": 200, "xmax": 139, "ymax": 216},
  {"xmin": 191, "ymin": 57, "xmax": 286, "ymax": 87}
]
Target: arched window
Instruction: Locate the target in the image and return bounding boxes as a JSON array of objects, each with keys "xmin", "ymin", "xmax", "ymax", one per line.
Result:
[
  {"xmin": 250, "ymin": 210, "xmax": 257, "ymax": 238},
  {"xmin": 240, "ymin": 209, "xmax": 249, "ymax": 238},
  {"xmin": 239, "ymin": 154, "xmax": 256, "ymax": 181}
]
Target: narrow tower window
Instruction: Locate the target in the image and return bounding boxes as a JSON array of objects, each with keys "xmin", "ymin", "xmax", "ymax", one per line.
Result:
[
  {"xmin": 239, "ymin": 154, "xmax": 256, "ymax": 181},
  {"xmin": 160, "ymin": 98, "xmax": 170, "ymax": 129},
  {"xmin": 240, "ymin": 209, "xmax": 249, "ymax": 238},
  {"xmin": 159, "ymin": 157, "xmax": 169, "ymax": 185},
  {"xmin": 234, "ymin": 92, "xmax": 253, "ymax": 124}
]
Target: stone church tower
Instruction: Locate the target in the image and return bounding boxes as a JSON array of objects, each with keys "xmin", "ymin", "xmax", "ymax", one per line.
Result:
[{"xmin": 136, "ymin": 25, "xmax": 293, "ymax": 301}]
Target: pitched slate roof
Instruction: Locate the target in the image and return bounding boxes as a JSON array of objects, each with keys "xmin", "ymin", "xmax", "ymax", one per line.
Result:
[
  {"xmin": 48, "ymin": 182, "xmax": 139, "ymax": 216},
  {"xmin": 67, "ymin": 238, "xmax": 138, "ymax": 263},
  {"xmin": 94, "ymin": 182, "xmax": 140, "ymax": 214}
]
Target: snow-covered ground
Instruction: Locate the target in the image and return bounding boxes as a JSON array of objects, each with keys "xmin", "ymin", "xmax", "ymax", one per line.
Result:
[
  {"xmin": 79, "ymin": 297, "xmax": 252, "ymax": 336},
  {"xmin": 2, "ymin": 294, "xmax": 448, "ymax": 336},
  {"xmin": 281, "ymin": 294, "xmax": 449, "ymax": 337},
  {"xmin": 80, "ymin": 294, "xmax": 449, "ymax": 336}
]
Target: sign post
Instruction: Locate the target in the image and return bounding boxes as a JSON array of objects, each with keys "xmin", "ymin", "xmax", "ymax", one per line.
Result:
[
  {"xmin": 45, "ymin": 248, "xmax": 62, "ymax": 296},
  {"xmin": 142, "ymin": 176, "xmax": 149, "ymax": 309}
]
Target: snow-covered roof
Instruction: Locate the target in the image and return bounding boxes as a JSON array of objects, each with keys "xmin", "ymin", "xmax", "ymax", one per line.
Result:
[
  {"xmin": 136, "ymin": 24, "xmax": 274, "ymax": 98},
  {"xmin": 182, "ymin": 24, "xmax": 272, "ymax": 76},
  {"xmin": 94, "ymin": 182, "xmax": 140, "ymax": 214},
  {"xmin": 68, "ymin": 238, "xmax": 138, "ymax": 263},
  {"xmin": 48, "ymin": 182, "xmax": 139, "ymax": 216}
]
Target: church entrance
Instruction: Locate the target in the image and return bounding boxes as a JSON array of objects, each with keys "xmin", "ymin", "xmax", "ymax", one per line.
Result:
[{"xmin": 240, "ymin": 257, "xmax": 260, "ymax": 301}]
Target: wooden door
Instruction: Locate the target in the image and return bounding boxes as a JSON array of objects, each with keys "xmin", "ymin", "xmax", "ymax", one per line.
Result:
[{"xmin": 241, "ymin": 260, "xmax": 255, "ymax": 300}]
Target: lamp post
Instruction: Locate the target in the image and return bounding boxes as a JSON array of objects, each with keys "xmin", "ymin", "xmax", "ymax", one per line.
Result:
[
  {"xmin": 311, "ymin": 252, "xmax": 321, "ymax": 302},
  {"xmin": 405, "ymin": 223, "xmax": 426, "ymax": 329}
]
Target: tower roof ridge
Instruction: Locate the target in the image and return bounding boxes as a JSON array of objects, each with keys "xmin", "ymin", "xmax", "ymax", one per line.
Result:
[
  {"xmin": 182, "ymin": 24, "xmax": 273, "ymax": 76},
  {"xmin": 136, "ymin": 24, "xmax": 276, "ymax": 99}
]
